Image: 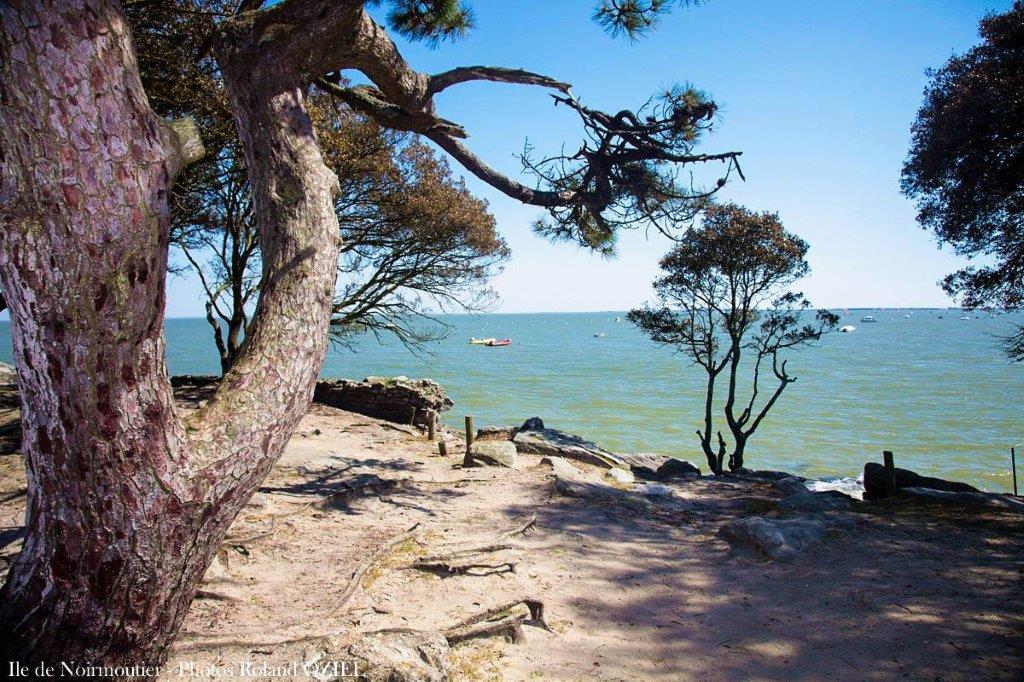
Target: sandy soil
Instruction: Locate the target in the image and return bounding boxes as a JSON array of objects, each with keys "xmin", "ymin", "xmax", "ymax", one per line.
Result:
[{"xmin": 1, "ymin": 389, "xmax": 1022, "ymax": 681}]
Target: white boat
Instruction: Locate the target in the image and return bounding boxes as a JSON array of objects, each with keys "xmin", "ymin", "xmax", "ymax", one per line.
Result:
[
  {"xmin": 469, "ymin": 337, "xmax": 496, "ymax": 345},
  {"xmin": 859, "ymin": 316, "xmax": 877, "ymax": 323},
  {"xmin": 594, "ymin": 332, "xmax": 607, "ymax": 338},
  {"xmin": 839, "ymin": 325, "xmax": 856, "ymax": 333}
]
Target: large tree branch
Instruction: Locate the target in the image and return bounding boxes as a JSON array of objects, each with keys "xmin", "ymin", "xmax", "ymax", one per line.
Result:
[{"xmin": 427, "ymin": 66, "xmax": 571, "ymax": 96}]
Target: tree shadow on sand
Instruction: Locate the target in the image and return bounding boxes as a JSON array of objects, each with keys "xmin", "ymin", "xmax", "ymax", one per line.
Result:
[{"xmin": 495, "ymin": 478, "xmax": 1023, "ymax": 679}]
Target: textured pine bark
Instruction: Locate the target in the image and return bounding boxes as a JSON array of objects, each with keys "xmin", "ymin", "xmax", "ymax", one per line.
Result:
[{"xmin": 0, "ymin": 0, "xmax": 341, "ymax": 670}]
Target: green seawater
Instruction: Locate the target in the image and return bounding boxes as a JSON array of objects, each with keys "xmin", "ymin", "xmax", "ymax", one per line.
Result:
[{"xmin": 1, "ymin": 309, "xmax": 1020, "ymax": 492}]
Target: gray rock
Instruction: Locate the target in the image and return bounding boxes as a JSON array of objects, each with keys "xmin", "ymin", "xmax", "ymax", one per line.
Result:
[
  {"xmin": 656, "ymin": 458, "xmax": 701, "ymax": 479},
  {"xmin": 900, "ymin": 487, "xmax": 1024, "ymax": 512},
  {"xmin": 513, "ymin": 427, "xmax": 626, "ymax": 469},
  {"xmin": 863, "ymin": 462, "xmax": 980, "ymax": 500},
  {"xmin": 606, "ymin": 467, "xmax": 635, "ymax": 485},
  {"xmin": 778, "ymin": 491, "xmax": 851, "ymax": 513},
  {"xmin": 466, "ymin": 441, "xmax": 518, "ymax": 469},
  {"xmin": 344, "ymin": 630, "xmax": 450, "ymax": 681},
  {"xmin": 475, "ymin": 426, "xmax": 518, "ymax": 441},
  {"xmin": 0, "ymin": 362, "xmax": 17, "ymax": 385},
  {"xmin": 540, "ymin": 456, "xmax": 583, "ymax": 478},
  {"xmin": 773, "ymin": 476, "xmax": 809, "ymax": 496},
  {"xmin": 718, "ymin": 516, "xmax": 830, "ymax": 563},
  {"xmin": 520, "ymin": 416, "xmax": 545, "ymax": 431},
  {"xmin": 617, "ymin": 454, "xmax": 664, "ymax": 481}
]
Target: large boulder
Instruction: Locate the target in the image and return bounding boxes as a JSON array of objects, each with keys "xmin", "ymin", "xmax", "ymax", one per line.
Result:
[
  {"xmin": 466, "ymin": 441, "xmax": 519, "ymax": 469},
  {"xmin": 513, "ymin": 424, "xmax": 626, "ymax": 469},
  {"xmin": 520, "ymin": 416, "xmax": 545, "ymax": 431},
  {"xmin": 656, "ymin": 458, "xmax": 701, "ymax": 479},
  {"xmin": 616, "ymin": 452, "xmax": 670, "ymax": 480},
  {"xmin": 863, "ymin": 462, "xmax": 980, "ymax": 500},
  {"xmin": 719, "ymin": 516, "xmax": 838, "ymax": 563},
  {"xmin": 773, "ymin": 476, "xmax": 809, "ymax": 497}
]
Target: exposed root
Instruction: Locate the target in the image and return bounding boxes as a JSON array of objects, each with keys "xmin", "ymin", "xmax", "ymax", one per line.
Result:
[
  {"xmin": 327, "ymin": 524, "xmax": 421, "ymax": 618},
  {"xmin": 443, "ymin": 598, "xmax": 549, "ymax": 645},
  {"xmin": 411, "ymin": 560, "xmax": 517, "ymax": 577},
  {"xmin": 195, "ymin": 589, "xmax": 243, "ymax": 604},
  {"xmin": 409, "ymin": 514, "xmax": 536, "ymax": 576}
]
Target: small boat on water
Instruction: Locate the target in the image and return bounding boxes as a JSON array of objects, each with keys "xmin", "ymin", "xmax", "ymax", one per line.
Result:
[
  {"xmin": 860, "ymin": 316, "xmax": 877, "ymax": 323},
  {"xmin": 486, "ymin": 338, "xmax": 511, "ymax": 347},
  {"xmin": 839, "ymin": 325, "xmax": 856, "ymax": 333},
  {"xmin": 469, "ymin": 337, "xmax": 496, "ymax": 345},
  {"xmin": 594, "ymin": 332, "xmax": 607, "ymax": 338}
]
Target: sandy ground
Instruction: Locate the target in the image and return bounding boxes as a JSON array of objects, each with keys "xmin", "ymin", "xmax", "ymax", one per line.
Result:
[{"xmin": 1, "ymin": 388, "xmax": 1022, "ymax": 681}]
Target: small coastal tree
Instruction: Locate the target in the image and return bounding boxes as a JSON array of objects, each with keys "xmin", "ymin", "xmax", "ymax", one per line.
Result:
[
  {"xmin": 901, "ymin": 1, "xmax": 1024, "ymax": 361},
  {"xmin": 628, "ymin": 204, "xmax": 838, "ymax": 475}
]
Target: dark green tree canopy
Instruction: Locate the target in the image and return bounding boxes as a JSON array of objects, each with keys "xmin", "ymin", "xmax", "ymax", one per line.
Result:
[{"xmin": 901, "ymin": 1, "xmax": 1024, "ymax": 358}]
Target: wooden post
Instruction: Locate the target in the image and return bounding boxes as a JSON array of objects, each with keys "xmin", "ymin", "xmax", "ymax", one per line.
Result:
[
  {"xmin": 464, "ymin": 415, "xmax": 474, "ymax": 454},
  {"xmin": 408, "ymin": 406, "xmax": 417, "ymax": 426},
  {"xmin": 883, "ymin": 450, "xmax": 896, "ymax": 498},
  {"xmin": 1012, "ymin": 446, "xmax": 1018, "ymax": 497},
  {"xmin": 427, "ymin": 411, "xmax": 436, "ymax": 441},
  {"xmin": 438, "ymin": 441, "xmax": 448, "ymax": 457}
]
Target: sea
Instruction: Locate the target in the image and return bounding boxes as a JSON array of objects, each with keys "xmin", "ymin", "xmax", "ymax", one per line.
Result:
[{"xmin": 0, "ymin": 309, "xmax": 1021, "ymax": 493}]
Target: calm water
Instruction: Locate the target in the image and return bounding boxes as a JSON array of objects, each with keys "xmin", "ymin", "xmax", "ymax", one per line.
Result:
[{"xmin": 1, "ymin": 310, "xmax": 1021, "ymax": 492}]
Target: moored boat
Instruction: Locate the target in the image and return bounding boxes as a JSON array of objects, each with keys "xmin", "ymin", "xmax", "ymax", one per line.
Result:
[
  {"xmin": 486, "ymin": 338, "xmax": 511, "ymax": 347},
  {"xmin": 470, "ymin": 337, "xmax": 496, "ymax": 345}
]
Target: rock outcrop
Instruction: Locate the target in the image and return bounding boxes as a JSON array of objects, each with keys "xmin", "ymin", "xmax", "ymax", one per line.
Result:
[
  {"xmin": 863, "ymin": 462, "xmax": 980, "ymax": 500},
  {"xmin": 172, "ymin": 375, "xmax": 453, "ymax": 427},
  {"xmin": 899, "ymin": 487, "xmax": 1024, "ymax": 511},
  {"xmin": 315, "ymin": 376, "xmax": 453, "ymax": 427},
  {"xmin": 513, "ymin": 423, "xmax": 627, "ymax": 469}
]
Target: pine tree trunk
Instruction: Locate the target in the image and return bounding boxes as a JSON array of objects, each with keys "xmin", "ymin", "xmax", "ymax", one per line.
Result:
[{"xmin": 0, "ymin": 0, "xmax": 341, "ymax": 670}]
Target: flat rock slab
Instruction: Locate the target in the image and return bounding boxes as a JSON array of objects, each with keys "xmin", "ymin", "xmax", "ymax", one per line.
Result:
[
  {"xmin": 900, "ymin": 487, "xmax": 1024, "ymax": 512},
  {"xmin": 513, "ymin": 427, "xmax": 626, "ymax": 469},
  {"xmin": 606, "ymin": 467, "xmax": 636, "ymax": 485},
  {"xmin": 778, "ymin": 491, "xmax": 851, "ymax": 513},
  {"xmin": 719, "ymin": 515, "xmax": 854, "ymax": 563},
  {"xmin": 467, "ymin": 441, "xmax": 519, "ymax": 469}
]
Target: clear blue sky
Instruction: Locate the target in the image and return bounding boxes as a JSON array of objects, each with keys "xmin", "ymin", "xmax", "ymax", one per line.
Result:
[{"xmin": 162, "ymin": 0, "xmax": 1012, "ymax": 316}]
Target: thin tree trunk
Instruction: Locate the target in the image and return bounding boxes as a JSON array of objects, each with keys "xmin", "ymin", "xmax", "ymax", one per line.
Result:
[{"xmin": 0, "ymin": 0, "xmax": 341, "ymax": 669}]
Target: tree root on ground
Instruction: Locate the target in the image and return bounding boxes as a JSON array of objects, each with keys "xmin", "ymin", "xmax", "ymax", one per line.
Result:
[
  {"xmin": 327, "ymin": 523, "xmax": 422, "ymax": 618},
  {"xmin": 408, "ymin": 514, "xmax": 535, "ymax": 576}
]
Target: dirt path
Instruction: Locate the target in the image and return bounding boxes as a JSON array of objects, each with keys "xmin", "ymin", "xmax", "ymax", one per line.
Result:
[{"xmin": 1, "ymin": 395, "xmax": 1022, "ymax": 680}]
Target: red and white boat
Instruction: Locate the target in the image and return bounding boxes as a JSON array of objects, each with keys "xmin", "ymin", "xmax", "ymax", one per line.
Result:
[{"xmin": 486, "ymin": 338, "xmax": 511, "ymax": 347}]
